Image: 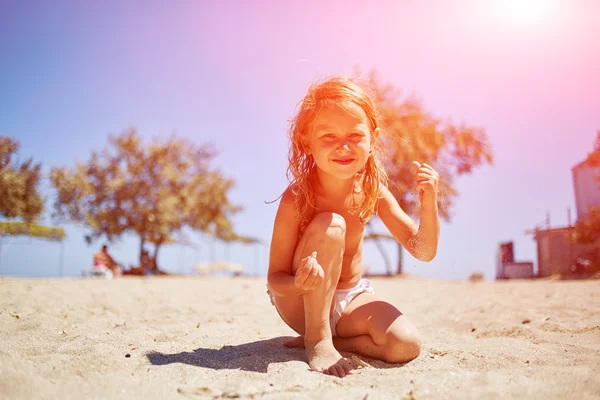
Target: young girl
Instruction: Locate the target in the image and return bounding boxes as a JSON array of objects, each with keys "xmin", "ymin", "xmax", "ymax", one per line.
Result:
[{"xmin": 267, "ymin": 77, "xmax": 440, "ymax": 378}]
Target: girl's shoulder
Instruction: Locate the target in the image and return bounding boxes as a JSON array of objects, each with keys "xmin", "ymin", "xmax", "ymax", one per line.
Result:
[
  {"xmin": 373, "ymin": 180, "xmax": 393, "ymax": 213},
  {"xmin": 278, "ymin": 184, "xmax": 305, "ymax": 213},
  {"xmin": 281, "ymin": 184, "xmax": 299, "ymax": 203}
]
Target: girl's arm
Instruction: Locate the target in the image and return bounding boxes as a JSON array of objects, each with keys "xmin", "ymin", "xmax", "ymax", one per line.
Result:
[
  {"xmin": 267, "ymin": 188, "xmax": 311, "ymax": 296},
  {"xmin": 376, "ymin": 184, "xmax": 440, "ymax": 262}
]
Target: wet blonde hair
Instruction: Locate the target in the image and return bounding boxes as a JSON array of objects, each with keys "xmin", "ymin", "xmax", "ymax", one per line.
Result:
[{"xmin": 286, "ymin": 76, "xmax": 388, "ymax": 230}]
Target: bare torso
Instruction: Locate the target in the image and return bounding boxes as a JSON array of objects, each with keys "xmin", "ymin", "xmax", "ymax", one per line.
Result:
[
  {"xmin": 94, "ymin": 252, "xmax": 108, "ymax": 266},
  {"xmin": 94, "ymin": 251, "xmax": 115, "ymax": 268}
]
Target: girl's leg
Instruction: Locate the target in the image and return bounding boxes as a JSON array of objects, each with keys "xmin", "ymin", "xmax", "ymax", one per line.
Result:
[
  {"xmin": 273, "ymin": 212, "xmax": 353, "ymax": 377},
  {"xmin": 286, "ymin": 293, "xmax": 421, "ymax": 364},
  {"xmin": 333, "ymin": 293, "xmax": 421, "ymax": 363}
]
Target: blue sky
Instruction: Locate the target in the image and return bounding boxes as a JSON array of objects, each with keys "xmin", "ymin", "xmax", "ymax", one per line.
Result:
[{"xmin": 1, "ymin": 0, "xmax": 598, "ymax": 280}]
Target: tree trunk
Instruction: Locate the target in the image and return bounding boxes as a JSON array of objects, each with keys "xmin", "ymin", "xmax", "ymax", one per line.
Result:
[
  {"xmin": 211, "ymin": 236, "xmax": 216, "ymax": 263},
  {"xmin": 139, "ymin": 237, "xmax": 145, "ymax": 265},
  {"xmin": 396, "ymin": 242, "xmax": 404, "ymax": 275},
  {"xmin": 59, "ymin": 241, "xmax": 64, "ymax": 277},
  {"xmin": 154, "ymin": 240, "xmax": 163, "ymax": 270}
]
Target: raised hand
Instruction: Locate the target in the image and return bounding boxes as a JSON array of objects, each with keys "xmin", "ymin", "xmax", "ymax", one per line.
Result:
[
  {"xmin": 294, "ymin": 251, "xmax": 324, "ymax": 292},
  {"xmin": 412, "ymin": 161, "xmax": 440, "ymax": 202}
]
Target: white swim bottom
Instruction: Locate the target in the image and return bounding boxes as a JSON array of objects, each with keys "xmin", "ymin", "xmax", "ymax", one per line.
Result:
[
  {"xmin": 267, "ymin": 278, "xmax": 375, "ymax": 337},
  {"xmin": 329, "ymin": 279, "xmax": 374, "ymax": 337}
]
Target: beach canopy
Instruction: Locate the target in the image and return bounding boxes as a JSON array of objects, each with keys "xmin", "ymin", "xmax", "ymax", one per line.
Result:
[
  {"xmin": 0, "ymin": 221, "xmax": 66, "ymax": 242},
  {"xmin": 0, "ymin": 221, "xmax": 67, "ymax": 275}
]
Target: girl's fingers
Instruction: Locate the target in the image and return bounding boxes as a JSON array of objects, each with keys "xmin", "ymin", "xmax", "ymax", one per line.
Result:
[
  {"xmin": 411, "ymin": 161, "xmax": 421, "ymax": 174},
  {"xmin": 296, "ymin": 252, "xmax": 319, "ymax": 288},
  {"xmin": 416, "ymin": 180, "xmax": 434, "ymax": 189},
  {"xmin": 316, "ymin": 268, "xmax": 324, "ymax": 285},
  {"xmin": 414, "ymin": 162, "xmax": 439, "ymax": 177},
  {"xmin": 306, "ymin": 265, "xmax": 319, "ymax": 288},
  {"xmin": 421, "ymin": 163, "xmax": 435, "ymax": 171},
  {"xmin": 296, "ymin": 263, "xmax": 310, "ymax": 285}
]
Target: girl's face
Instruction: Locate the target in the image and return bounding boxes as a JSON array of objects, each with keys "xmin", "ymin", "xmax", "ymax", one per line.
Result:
[{"xmin": 306, "ymin": 101, "xmax": 377, "ymax": 181}]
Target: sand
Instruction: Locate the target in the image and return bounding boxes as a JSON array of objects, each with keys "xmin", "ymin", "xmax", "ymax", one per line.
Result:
[{"xmin": 1, "ymin": 275, "xmax": 599, "ymax": 399}]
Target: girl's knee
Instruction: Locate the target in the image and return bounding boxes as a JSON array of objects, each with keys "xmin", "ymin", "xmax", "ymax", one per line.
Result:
[
  {"xmin": 307, "ymin": 212, "xmax": 346, "ymax": 241},
  {"xmin": 383, "ymin": 331, "xmax": 421, "ymax": 364}
]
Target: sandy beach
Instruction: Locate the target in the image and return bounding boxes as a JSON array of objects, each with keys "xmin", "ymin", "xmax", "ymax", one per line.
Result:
[{"xmin": 1, "ymin": 275, "xmax": 599, "ymax": 399}]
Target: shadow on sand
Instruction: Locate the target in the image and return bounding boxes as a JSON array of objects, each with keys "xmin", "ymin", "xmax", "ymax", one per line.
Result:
[
  {"xmin": 146, "ymin": 336, "xmax": 403, "ymax": 373},
  {"xmin": 146, "ymin": 336, "xmax": 305, "ymax": 373}
]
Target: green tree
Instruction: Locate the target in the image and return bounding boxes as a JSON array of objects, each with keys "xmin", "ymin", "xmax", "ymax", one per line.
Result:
[
  {"xmin": 0, "ymin": 137, "xmax": 64, "ymax": 268},
  {"xmin": 357, "ymin": 70, "xmax": 494, "ymax": 274},
  {"xmin": 50, "ymin": 128, "xmax": 241, "ymax": 267},
  {"xmin": 0, "ymin": 136, "xmax": 44, "ymax": 223}
]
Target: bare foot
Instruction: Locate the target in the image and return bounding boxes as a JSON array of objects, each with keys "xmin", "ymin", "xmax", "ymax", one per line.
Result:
[
  {"xmin": 306, "ymin": 340, "xmax": 353, "ymax": 378},
  {"xmin": 284, "ymin": 336, "xmax": 304, "ymax": 348}
]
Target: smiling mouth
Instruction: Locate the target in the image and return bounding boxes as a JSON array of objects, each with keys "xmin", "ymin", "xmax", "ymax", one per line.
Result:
[{"xmin": 332, "ymin": 158, "xmax": 355, "ymax": 165}]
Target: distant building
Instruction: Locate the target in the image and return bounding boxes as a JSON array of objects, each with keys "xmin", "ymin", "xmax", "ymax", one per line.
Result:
[
  {"xmin": 496, "ymin": 242, "xmax": 513, "ymax": 279},
  {"xmin": 527, "ymin": 152, "xmax": 600, "ymax": 278},
  {"xmin": 496, "ymin": 241, "xmax": 534, "ymax": 279},
  {"xmin": 534, "ymin": 227, "xmax": 600, "ymax": 277},
  {"xmin": 503, "ymin": 148, "xmax": 600, "ymax": 279},
  {"xmin": 503, "ymin": 262, "xmax": 534, "ymax": 279},
  {"xmin": 572, "ymin": 158, "xmax": 600, "ymax": 221}
]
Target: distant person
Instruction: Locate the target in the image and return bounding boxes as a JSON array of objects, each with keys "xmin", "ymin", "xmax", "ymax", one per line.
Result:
[
  {"xmin": 123, "ymin": 249, "xmax": 166, "ymax": 276},
  {"xmin": 93, "ymin": 244, "xmax": 121, "ymax": 276},
  {"xmin": 266, "ymin": 77, "xmax": 441, "ymax": 377},
  {"xmin": 123, "ymin": 250, "xmax": 150, "ymax": 276}
]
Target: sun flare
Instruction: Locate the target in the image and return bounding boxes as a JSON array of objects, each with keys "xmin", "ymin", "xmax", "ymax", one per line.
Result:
[{"xmin": 487, "ymin": 0, "xmax": 560, "ymax": 25}]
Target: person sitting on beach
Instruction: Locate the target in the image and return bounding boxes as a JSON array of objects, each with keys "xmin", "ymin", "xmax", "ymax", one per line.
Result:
[
  {"xmin": 143, "ymin": 251, "xmax": 168, "ymax": 275},
  {"xmin": 267, "ymin": 77, "xmax": 440, "ymax": 378},
  {"xmin": 94, "ymin": 244, "xmax": 121, "ymax": 276},
  {"xmin": 141, "ymin": 250, "xmax": 155, "ymax": 274},
  {"xmin": 123, "ymin": 249, "xmax": 157, "ymax": 276}
]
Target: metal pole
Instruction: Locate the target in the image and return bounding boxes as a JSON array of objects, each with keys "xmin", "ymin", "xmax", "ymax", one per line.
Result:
[
  {"xmin": 568, "ymin": 208, "xmax": 573, "ymax": 272},
  {"xmin": 179, "ymin": 247, "xmax": 184, "ymax": 270},
  {"xmin": 59, "ymin": 241, "xmax": 65, "ymax": 277},
  {"xmin": 211, "ymin": 236, "xmax": 216, "ymax": 263}
]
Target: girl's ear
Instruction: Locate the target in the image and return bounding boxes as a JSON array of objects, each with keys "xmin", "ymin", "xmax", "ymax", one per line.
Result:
[{"xmin": 370, "ymin": 127, "xmax": 380, "ymax": 152}]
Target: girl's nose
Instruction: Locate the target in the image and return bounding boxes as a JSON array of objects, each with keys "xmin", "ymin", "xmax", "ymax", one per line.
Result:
[{"xmin": 336, "ymin": 142, "xmax": 350, "ymax": 153}]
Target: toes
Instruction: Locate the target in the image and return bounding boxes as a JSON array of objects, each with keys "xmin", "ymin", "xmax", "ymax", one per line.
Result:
[
  {"xmin": 328, "ymin": 366, "xmax": 341, "ymax": 378},
  {"xmin": 342, "ymin": 363, "xmax": 353, "ymax": 375}
]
